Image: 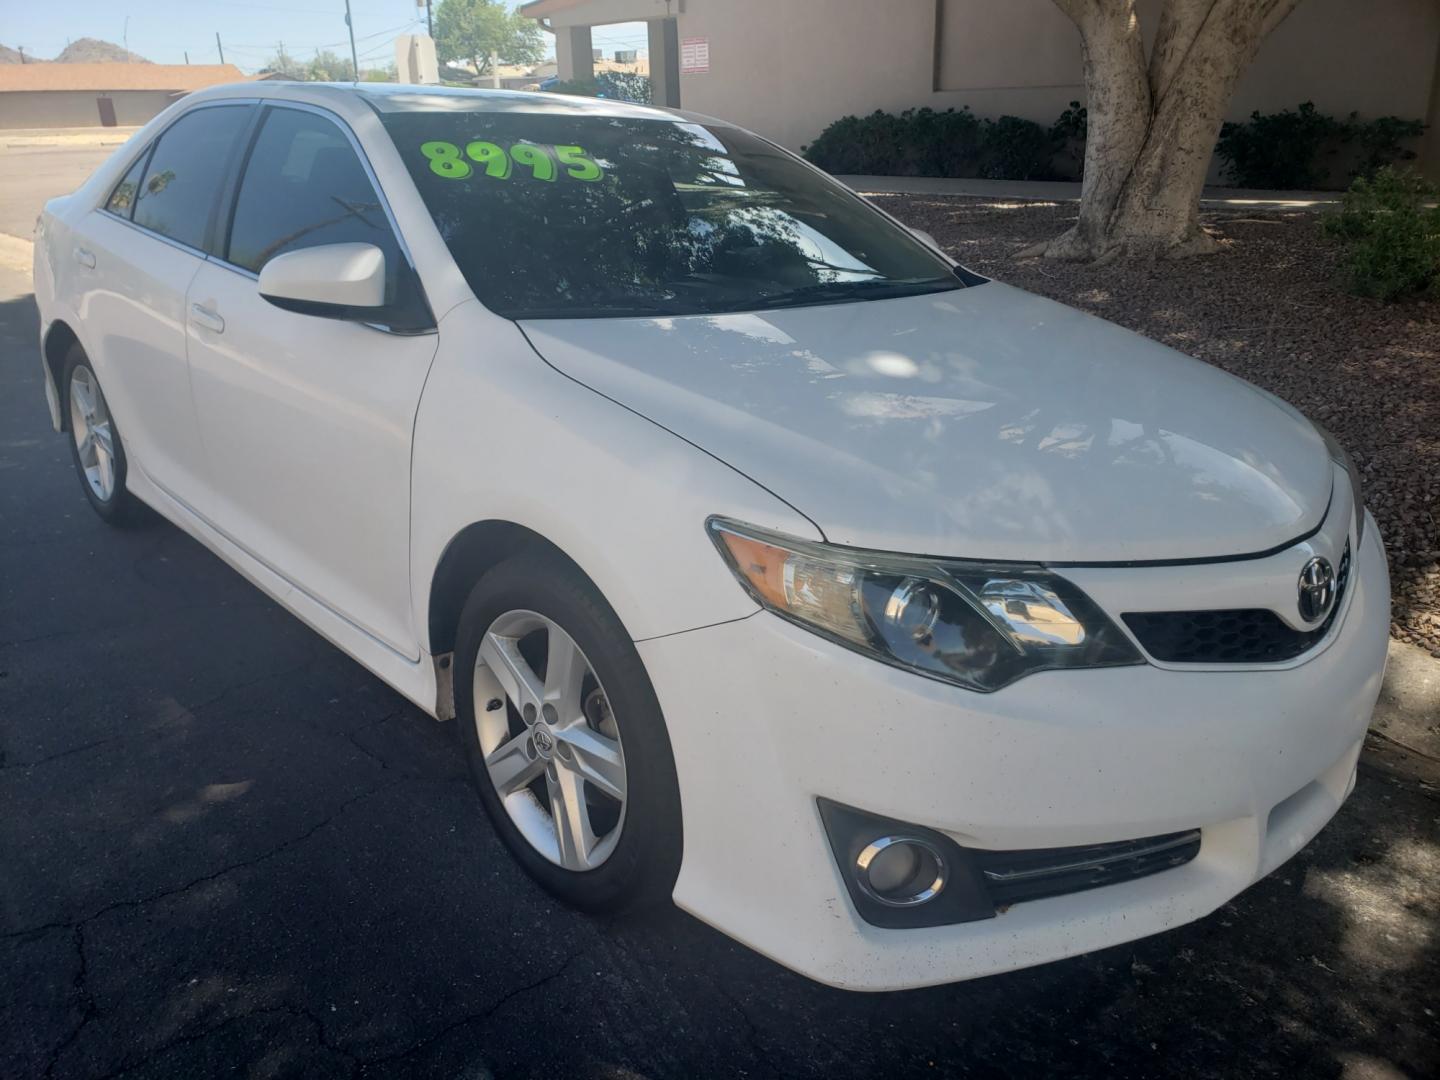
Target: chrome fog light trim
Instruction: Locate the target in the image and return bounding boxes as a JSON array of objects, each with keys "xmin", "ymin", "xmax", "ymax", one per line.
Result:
[{"xmin": 856, "ymin": 835, "xmax": 947, "ymax": 907}]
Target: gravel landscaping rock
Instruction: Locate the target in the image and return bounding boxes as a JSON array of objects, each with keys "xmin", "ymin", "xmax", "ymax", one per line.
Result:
[{"xmin": 879, "ymin": 195, "xmax": 1440, "ymax": 657}]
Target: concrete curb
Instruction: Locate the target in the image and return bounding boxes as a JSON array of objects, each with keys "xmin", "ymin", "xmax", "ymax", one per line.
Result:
[
  {"xmin": 1373, "ymin": 638, "xmax": 1440, "ymax": 761},
  {"xmin": 835, "ymin": 174, "xmax": 1342, "ymax": 209},
  {"xmin": 0, "ymin": 233, "xmax": 32, "ymax": 275}
]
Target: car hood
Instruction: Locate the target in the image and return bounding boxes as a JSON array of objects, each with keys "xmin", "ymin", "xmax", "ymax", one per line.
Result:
[{"xmin": 519, "ymin": 283, "xmax": 1331, "ymax": 562}]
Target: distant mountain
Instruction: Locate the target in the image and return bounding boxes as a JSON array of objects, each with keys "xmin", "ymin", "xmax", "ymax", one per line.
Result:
[
  {"xmin": 0, "ymin": 44, "xmax": 25, "ymax": 64},
  {"xmin": 55, "ymin": 38, "xmax": 151, "ymax": 64}
]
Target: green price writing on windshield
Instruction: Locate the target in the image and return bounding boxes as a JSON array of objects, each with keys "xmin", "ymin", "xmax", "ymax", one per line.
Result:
[{"xmin": 420, "ymin": 141, "xmax": 603, "ymax": 183}]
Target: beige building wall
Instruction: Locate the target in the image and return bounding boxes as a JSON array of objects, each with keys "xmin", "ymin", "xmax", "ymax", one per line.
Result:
[
  {"xmin": 669, "ymin": 0, "xmax": 1440, "ymax": 170},
  {"xmin": 0, "ymin": 90, "xmax": 179, "ymax": 129}
]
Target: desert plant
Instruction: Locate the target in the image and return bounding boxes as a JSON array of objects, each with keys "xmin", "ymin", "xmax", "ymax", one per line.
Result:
[{"xmin": 1323, "ymin": 167, "xmax": 1440, "ymax": 300}]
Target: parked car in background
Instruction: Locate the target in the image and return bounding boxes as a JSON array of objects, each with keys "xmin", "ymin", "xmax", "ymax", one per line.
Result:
[{"xmin": 32, "ymin": 83, "xmax": 1389, "ymax": 990}]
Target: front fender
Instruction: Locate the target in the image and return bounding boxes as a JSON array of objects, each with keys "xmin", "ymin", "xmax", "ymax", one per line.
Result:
[{"xmin": 410, "ymin": 301, "xmax": 820, "ymax": 646}]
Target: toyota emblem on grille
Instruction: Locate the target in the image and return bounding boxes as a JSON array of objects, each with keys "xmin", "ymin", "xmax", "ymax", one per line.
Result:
[{"xmin": 1297, "ymin": 556, "xmax": 1336, "ymax": 621}]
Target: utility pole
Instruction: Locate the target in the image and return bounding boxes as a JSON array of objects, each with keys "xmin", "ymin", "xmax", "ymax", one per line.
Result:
[
  {"xmin": 344, "ymin": 0, "xmax": 359, "ymax": 81},
  {"xmin": 17, "ymin": 46, "xmax": 24, "ymax": 64},
  {"xmin": 426, "ymin": 0, "xmax": 434, "ymax": 37},
  {"xmin": 122, "ymin": 16, "xmax": 130, "ymax": 61},
  {"xmin": 184, "ymin": 50, "xmax": 190, "ymax": 64},
  {"xmin": 216, "ymin": 32, "xmax": 225, "ymax": 64}
]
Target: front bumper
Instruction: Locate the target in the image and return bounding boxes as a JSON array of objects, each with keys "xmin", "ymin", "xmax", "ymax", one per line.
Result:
[{"xmin": 637, "ymin": 516, "xmax": 1389, "ymax": 990}]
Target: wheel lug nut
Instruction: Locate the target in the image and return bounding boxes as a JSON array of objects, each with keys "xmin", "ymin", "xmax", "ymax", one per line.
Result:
[
  {"xmin": 522, "ymin": 703, "xmax": 536, "ymax": 725},
  {"xmin": 542, "ymin": 703, "xmax": 558, "ymax": 725}
]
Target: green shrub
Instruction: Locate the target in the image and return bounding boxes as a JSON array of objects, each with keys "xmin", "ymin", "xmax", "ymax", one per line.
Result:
[
  {"xmin": 980, "ymin": 115, "xmax": 1056, "ymax": 180},
  {"xmin": 1218, "ymin": 102, "xmax": 1425, "ymax": 189},
  {"xmin": 1217, "ymin": 102, "xmax": 1343, "ymax": 189},
  {"xmin": 802, "ymin": 106, "xmax": 1059, "ymax": 181},
  {"xmin": 1350, "ymin": 114, "xmax": 1427, "ymax": 178},
  {"xmin": 1049, "ymin": 100, "xmax": 1087, "ymax": 177},
  {"xmin": 1323, "ymin": 167, "xmax": 1440, "ymax": 300}
]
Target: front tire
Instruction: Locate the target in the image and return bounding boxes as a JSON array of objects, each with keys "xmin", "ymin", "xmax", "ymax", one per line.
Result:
[
  {"xmin": 63, "ymin": 345, "xmax": 140, "ymax": 525},
  {"xmin": 454, "ymin": 550, "xmax": 682, "ymax": 913}
]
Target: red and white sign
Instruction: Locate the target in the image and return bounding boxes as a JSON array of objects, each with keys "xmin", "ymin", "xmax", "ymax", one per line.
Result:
[{"xmin": 680, "ymin": 37, "xmax": 710, "ymax": 74}]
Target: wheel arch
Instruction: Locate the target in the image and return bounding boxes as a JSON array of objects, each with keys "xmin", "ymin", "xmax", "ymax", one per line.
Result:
[
  {"xmin": 42, "ymin": 318, "xmax": 82, "ymax": 431},
  {"xmin": 426, "ymin": 520, "xmax": 611, "ymax": 658}
]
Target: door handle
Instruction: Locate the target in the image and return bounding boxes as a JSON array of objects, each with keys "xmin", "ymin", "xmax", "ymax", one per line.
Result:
[
  {"xmin": 74, "ymin": 248, "xmax": 96, "ymax": 269},
  {"xmin": 190, "ymin": 303, "xmax": 225, "ymax": 334}
]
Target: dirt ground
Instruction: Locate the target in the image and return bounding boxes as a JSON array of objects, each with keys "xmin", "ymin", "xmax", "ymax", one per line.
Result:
[{"xmin": 879, "ymin": 195, "xmax": 1440, "ymax": 659}]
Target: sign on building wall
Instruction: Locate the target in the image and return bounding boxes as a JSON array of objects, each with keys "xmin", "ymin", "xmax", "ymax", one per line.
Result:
[{"xmin": 680, "ymin": 37, "xmax": 710, "ymax": 74}]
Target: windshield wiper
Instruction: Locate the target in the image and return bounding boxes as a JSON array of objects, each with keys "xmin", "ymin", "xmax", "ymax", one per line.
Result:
[{"xmin": 736, "ymin": 276, "xmax": 961, "ymax": 312}]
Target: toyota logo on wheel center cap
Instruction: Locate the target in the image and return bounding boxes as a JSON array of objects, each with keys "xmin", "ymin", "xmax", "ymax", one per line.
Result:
[
  {"xmin": 533, "ymin": 728, "xmax": 555, "ymax": 755},
  {"xmin": 1297, "ymin": 556, "xmax": 1336, "ymax": 622}
]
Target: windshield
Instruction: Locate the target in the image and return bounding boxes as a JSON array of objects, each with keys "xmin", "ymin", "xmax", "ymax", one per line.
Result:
[{"xmin": 379, "ymin": 109, "xmax": 965, "ymax": 319}]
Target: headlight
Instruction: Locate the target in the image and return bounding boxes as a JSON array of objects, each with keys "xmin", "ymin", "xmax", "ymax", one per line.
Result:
[
  {"xmin": 708, "ymin": 518, "xmax": 1141, "ymax": 692},
  {"xmin": 1316, "ymin": 424, "xmax": 1366, "ymax": 545}
]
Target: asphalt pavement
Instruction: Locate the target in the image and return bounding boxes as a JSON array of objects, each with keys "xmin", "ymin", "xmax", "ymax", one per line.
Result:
[
  {"xmin": 0, "ymin": 144, "xmax": 116, "ymax": 241},
  {"xmin": 1, "ymin": 198, "xmax": 1437, "ymax": 1075}
]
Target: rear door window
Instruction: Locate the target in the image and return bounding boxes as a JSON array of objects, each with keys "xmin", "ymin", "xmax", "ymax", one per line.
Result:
[
  {"xmin": 225, "ymin": 107, "xmax": 403, "ymax": 283},
  {"xmin": 132, "ymin": 105, "xmax": 253, "ymax": 251}
]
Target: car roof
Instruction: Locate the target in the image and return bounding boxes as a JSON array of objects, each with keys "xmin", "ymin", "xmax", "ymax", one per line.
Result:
[{"xmin": 184, "ymin": 80, "xmax": 721, "ymax": 127}]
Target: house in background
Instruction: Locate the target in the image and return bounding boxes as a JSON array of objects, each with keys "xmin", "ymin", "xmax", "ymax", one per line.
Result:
[
  {"xmin": 522, "ymin": 0, "xmax": 1440, "ymax": 178},
  {"xmin": 0, "ymin": 63, "xmax": 244, "ymax": 129}
]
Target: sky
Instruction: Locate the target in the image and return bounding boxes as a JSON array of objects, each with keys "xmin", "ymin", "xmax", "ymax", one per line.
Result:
[{"xmin": 4, "ymin": 1, "xmax": 651, "ymax": 72}]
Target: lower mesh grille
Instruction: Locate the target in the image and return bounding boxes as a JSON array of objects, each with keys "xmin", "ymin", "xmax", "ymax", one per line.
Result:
[
  {"xmin": 1123, "ymin": 543, "xmax": 1350, "ymax": 664},
  {"xmin": 975, "ymin": 830, "xmax": 1202, "ymax": 908}
]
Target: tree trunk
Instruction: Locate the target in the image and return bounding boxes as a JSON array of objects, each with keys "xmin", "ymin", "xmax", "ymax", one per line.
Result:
[{"xmin": 1025, "ymin": 0, "xmax": 1302, "ymax": 261}]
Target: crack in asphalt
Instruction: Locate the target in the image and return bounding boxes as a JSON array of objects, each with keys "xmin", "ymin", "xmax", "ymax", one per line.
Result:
[
  {"xmin": 356, "ymin": 947, "xmax": 590, "ymax": 1073},
  {"xmin": 69, "ymin": 947, "xmax": 588, "ymax": 1078},
  {"xmin": 0, "ymin": 734, "xmax": 124, "ymax": 771},
  {"xmin": 1, "ymin": 779, "xmax": 398, "ymax": 946},
  {"xmin": 43, "ymin": 924, "xmax": 96, "ymax": 1079},
  {"xmin": 87, "ymin": 1003, "xmax": 362, "ymax": 1080},
  {"xmin": 709, "ymin": 979, "xmax": 770, "ymax": 1062},
  {"xmin": 0, "ymin": 654, "xmax": 321, "ymax": 770},
  {"xmin": 337, "ymin": 711, "xmax": 407, "ymax": 774}
]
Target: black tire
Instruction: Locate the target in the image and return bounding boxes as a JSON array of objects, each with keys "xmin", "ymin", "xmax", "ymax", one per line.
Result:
[
  {"xmin": 62, "ymin": 344, "xmax": 142, "ymax": 526},
  {"xmin": 454, "ymin": 549, "xmax": 683, "ymax": 913}
]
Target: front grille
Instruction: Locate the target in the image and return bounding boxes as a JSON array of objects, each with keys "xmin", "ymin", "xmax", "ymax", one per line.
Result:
[
  {"xmin": 1123, "ymin": 543, "xmax": 1350, "ymax": 664},
  {"xmin": 975, "ymin": 830, "xmax": 1202, "ymax": 908}
]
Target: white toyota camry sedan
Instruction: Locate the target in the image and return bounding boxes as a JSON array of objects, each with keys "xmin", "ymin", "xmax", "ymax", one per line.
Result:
[{"xmin": 32, "ymin": 83, "xmax": 1389, "ymax": 991}]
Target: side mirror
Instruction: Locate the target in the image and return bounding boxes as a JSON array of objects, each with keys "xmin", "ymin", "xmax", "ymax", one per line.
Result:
[{"xmin": 258, "ymin": 243, "xmax": 386, "ymax": 318}]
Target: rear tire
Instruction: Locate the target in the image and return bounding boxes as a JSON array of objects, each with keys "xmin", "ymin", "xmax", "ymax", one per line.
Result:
[
  {"xmin": 454, "ymin": 549, "xmax": 683, "ymax": 913},
  {"xmin": 62, "ymin": 345, "xmax": 141, "ymax": 526}
]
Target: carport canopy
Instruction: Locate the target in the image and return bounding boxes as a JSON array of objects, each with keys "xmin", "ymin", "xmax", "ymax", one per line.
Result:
[{"xmin": 520, "ymin": 0, "xmax": 681, "ymax": 107}]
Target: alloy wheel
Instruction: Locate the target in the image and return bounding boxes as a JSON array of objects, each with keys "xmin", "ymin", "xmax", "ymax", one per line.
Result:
[
  {"xmin": 472, "ymin": 609, "xmax": 627, "ymax": 871},
  {"xmin": 69, "ymin": 365, "xmax": 117, "ymax": 501}
]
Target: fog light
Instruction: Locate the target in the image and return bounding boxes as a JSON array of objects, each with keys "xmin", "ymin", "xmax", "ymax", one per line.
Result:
[{"xmin": 856, "ymin": 836, "xmax": 946, "ymax": 907}]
